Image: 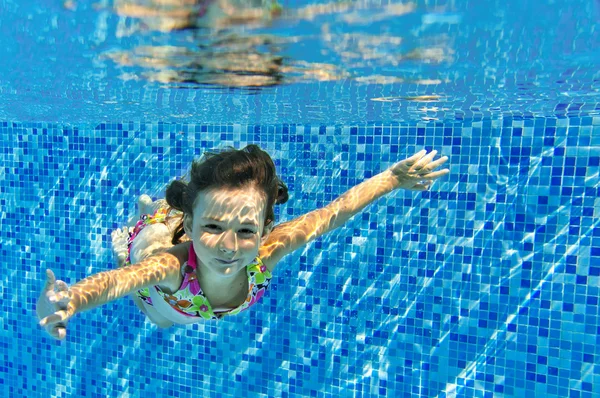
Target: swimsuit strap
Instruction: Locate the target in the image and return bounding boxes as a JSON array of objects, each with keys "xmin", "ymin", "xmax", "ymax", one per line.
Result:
[
  {"xmin": 180, "ymin": 243, "xmax": 202, "ymax": 297},
  {"xmin": 186, "ymin": 242, "xmax": 197, "ymax": 269}
]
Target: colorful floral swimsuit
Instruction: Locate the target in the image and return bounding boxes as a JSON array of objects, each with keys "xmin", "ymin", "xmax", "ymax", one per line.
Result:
[{"xmin": 125, "ymin": 207, "xmax": 272, "ymax": 321}]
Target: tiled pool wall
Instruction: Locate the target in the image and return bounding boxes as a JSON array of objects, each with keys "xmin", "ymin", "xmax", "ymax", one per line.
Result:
[{"xmin": 1, "ymin": 116, "xmax": 598, "ymax": 397}]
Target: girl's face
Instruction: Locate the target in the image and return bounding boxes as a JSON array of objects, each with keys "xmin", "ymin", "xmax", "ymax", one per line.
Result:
[{"xmin": 184, "ymin": 185, "xmax": 269, "ymax": 278}]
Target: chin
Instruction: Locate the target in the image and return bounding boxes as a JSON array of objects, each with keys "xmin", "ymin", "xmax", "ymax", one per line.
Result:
[{"xmin": 214, "ymin": 262, "xmax": 245, "ymax": 277}]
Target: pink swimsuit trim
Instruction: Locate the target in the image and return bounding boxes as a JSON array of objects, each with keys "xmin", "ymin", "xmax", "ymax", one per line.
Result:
[{"xmin": 126, "ymin": 206, "xmax": 272, "ymax": 320}]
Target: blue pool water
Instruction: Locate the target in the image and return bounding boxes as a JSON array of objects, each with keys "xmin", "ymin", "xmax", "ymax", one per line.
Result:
[{"xmin": 1, "ymin": 0, "xmax": 599, "ymax": 397}]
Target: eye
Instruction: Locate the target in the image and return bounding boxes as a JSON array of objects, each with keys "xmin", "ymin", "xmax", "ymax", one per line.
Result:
[
  {"xmin": 239, "ymin": 228, "xmax": 257, "ymax": 236},
  {"xmin": 204, "ymin": 224, "xmax": 222, "ymax": 232}
]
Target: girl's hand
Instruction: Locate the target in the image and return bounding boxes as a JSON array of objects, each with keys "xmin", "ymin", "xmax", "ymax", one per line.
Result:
[
  {"xmin": 389, "ymin": 149, "xmax": 449, "ymax": 191},
  {"xmin": 37, "ymin": 269, "xmax": 74, "ymax": 340}
]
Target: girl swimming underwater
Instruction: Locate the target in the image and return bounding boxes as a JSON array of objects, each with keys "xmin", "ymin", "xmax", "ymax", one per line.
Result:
[{"xmin": 37, "ymin": 145, "xmax": 449, "ymax": 340}]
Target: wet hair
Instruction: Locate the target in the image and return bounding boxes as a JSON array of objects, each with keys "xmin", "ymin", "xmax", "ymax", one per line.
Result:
[{"xmin": 166, "ymin": 144, "xmax": 289, "ymax": 244}]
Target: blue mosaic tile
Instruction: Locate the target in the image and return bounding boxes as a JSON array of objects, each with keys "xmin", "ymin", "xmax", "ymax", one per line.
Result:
[{"xmin": 1, "ymin": 117, "xmax": 599, "ymax": 397}]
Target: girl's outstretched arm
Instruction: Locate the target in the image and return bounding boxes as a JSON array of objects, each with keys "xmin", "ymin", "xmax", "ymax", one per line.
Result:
[
  {"xmin": 259, "ymin": 149, "xmax": 449, "ymax": 271},
  {"xmin": 37, "ymin": 244, "xmax": 188, "ymax": 340}
]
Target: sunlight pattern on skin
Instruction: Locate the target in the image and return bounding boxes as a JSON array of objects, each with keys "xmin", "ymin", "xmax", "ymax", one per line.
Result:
[
  {"xmin": 184, "ymin": 186, "xmax": 267, "ymax": 280},
  {"xmin": 129, "ymin": 185, "xmax": 270, "ymax": 320},
  {"xmin": 37, "ymin": 149, "xmax": 448, "ymax": 339},
  {"xmin": 38, "ymin": 252, "xmax": 182, "ymax": 339},
  {"xmin": 260, "ymin": 150, "xmax": 449, "ymax": 262}
]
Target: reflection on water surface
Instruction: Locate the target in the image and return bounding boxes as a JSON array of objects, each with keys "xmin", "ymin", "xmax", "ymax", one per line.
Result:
[{"xmin": 101, "ymin": 0, "xmax": 453, "ymax": 88}]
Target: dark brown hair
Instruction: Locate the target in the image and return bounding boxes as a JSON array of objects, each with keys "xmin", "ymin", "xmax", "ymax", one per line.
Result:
[{"xmin": 166, "ymin": 144, "xmax": 288, "ymax": 244}]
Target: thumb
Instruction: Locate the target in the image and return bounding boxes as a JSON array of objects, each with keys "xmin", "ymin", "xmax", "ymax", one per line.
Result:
[{"xmin": 43, "ymin": 269, "xmax": 56, "ymax": 292}]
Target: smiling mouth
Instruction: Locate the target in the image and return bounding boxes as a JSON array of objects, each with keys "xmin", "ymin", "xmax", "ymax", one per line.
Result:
[{"xmin": 216, "ymin": 258, "xmax": 238, "ymax": 265}]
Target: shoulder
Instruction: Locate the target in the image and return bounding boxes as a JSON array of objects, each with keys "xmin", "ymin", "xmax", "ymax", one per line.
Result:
[
  {"xmin": 165, "ymin": 241, "xmax": 192, "ymax": 266},
  {"xmin": 150, "ymin": 241, "xmax": 191, "ymax": 294},
  {"xmin": 258, "ymin": 209, "xmax": 331, "ymax": 272},
  {"xmin": 258, "ymin": 219, "xmax": 304, "ymax": 273}
]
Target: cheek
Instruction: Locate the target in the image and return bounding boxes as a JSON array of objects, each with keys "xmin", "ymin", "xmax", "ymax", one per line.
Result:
[
  {"xmin": 197, "ymin": 233, "xmax": 218, "ymax": 248},
  {"xmin": 239, "ymin": 237, "xmax": 260, "ymax": 251}
]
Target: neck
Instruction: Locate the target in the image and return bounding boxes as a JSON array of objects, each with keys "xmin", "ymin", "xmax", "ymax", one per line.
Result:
[
  {"xmin": 196, "ymin": 263, "xmax": 248, "ymax": 307},
  {"xmin": 197, "ymin": 262, "xmax": 246, "ymax": 290}
]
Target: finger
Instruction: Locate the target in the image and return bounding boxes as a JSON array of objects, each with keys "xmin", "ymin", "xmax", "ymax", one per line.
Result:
[
  {"xmin": 409, "ymin": 183, "xmax": 430, "ymax": 191},
  {"xmin": 39, "ymin": 310, "xmax": 70, "ymax": 327},
  {"xmin": 53, "ymin": 325, "xmax": 67, "ymax": 340},
  {"xmin": 58, "ymin": 292, "xmax": 72, "ymax": 306},
  {"xmin": 403, "ymin": 150, "xmax": 427, "ymax": 166},
  {"xmin": 420, "ymin": 150, "xmax": 438, "ymax": 166},
  {"xmin": 50, "ymin": 291, "xmax": 72, "ymax": 308},
  {"xmin": 411, "ymin": 150, "xmax": 437, "ymax": 171},
  {"xmin": 50, "ymin": 281, "xmax": 70, "ymax": 305},
  {"xmin": 43, "ymin": 269, "xmax": 56, "ymax": 291},
  {"xmin": 56, "ymin": 280, "xmax": 69, "ymax": 292},
  {"xmin": 426, "ymin": 156, "xmax": 449, "ymax": 171},
  {"xmin": 45, "ymin": 322, "xmax": 67, "ymax": 340},
  {"xmin": 422, "ymin": 168, "xmax": 450, "ymax": 179}
]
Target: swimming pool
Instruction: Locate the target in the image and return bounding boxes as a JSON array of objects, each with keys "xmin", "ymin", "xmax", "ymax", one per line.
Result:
[{"xmin": 1, "ymin": 0, "xmax": 599, "ymax": 397}]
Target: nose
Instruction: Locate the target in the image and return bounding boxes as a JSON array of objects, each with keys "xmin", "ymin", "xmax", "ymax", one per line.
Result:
[{"xmin": 219, "ymin": 230, "xmax": 237, "ymax": 255}]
